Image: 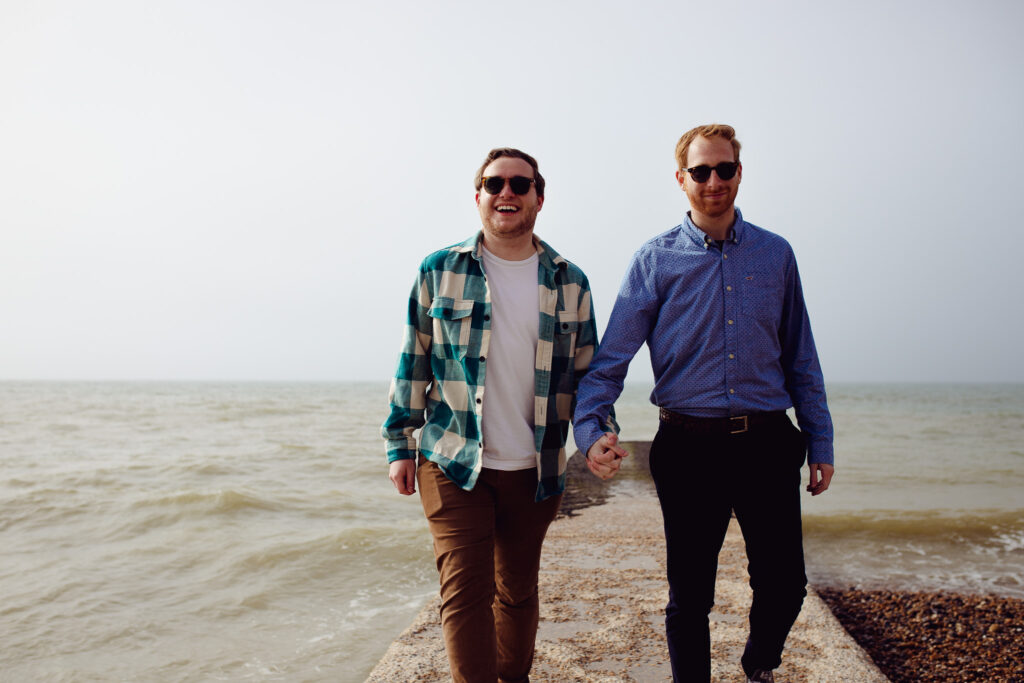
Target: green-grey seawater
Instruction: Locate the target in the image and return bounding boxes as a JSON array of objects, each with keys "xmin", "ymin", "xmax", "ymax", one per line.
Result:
[{"xmin": 1, "ymin": 381, "xmax": 1021, "ymax": 681}]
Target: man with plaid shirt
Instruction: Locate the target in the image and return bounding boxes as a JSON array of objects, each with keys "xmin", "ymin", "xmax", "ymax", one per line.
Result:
[{"xmin": 382, "ymin": 148, "xmax": 622, "ymax": 683}]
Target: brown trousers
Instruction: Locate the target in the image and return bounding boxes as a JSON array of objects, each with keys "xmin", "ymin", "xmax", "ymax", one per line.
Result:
[{"xmin": 417, "ymin": 457, "xmax": 562, "ymax": 683}]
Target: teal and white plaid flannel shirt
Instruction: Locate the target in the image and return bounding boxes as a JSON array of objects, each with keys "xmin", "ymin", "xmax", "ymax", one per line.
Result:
[{"xmin": 382, "ymin": 232, "xmax": 617, "ymax": 501}]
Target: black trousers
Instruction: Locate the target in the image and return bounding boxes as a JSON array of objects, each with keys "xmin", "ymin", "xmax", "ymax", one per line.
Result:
[{"xmin": 649, "ymin": 414, "xmax": 808, "ymax": 682}]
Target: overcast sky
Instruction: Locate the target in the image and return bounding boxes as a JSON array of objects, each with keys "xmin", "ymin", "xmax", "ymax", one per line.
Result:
[{"xmin": 2, "ymin": 0, "xmax": 1022, "ymax": 383}]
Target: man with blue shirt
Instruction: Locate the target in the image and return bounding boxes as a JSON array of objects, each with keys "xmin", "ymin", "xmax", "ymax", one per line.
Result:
[{"xmin": 574, "ymin": 124, "xmax": 834, "ymax": 683}]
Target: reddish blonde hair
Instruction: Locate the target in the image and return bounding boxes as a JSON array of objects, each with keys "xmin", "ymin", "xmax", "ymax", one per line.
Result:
[{"xmin": 674, "ymin": 124, "xmax": 741, "ymax": 170}]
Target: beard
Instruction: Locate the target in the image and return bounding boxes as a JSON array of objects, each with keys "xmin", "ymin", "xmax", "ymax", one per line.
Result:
[
  {"xmin": 688, "ymin": 185, "xmax": 738, "ymax": 219},
  {"xmin": 482, "ymin": 204, "xmax": 540, "ymax": 240}
]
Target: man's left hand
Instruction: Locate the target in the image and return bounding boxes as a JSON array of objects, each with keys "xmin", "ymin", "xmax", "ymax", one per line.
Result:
[
  {"xmin": 586, "ymin": 433, "xmax": 628, "ymax": 480},
  {"xmin": 807, "ymin": 463, "xmax": 834, "ymax": 495}
]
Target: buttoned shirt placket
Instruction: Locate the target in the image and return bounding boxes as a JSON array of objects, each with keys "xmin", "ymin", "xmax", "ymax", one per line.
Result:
[
  {"xmin": 724, "ymin": 236, "xmax": 740, "ymax": 412},
  {"xmin": 702, "ymin": 231, "xmax": 742, "ymax": 413},
  {"xmin": 474, "ymin": 252, "xmax": 491, "ymax": 450}
]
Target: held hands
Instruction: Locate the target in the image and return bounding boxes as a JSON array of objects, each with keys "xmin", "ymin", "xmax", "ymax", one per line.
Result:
[
  {"xmin": 389, "ymin": 459, "xmax": 417, "ymax": 495},
  {"xmin": 586, "ymin": 433, "xmax": 629, "ymax": 481},
  {"xmin": 807, "ymin": 463, "xmax": 834, "ymax": 496}
]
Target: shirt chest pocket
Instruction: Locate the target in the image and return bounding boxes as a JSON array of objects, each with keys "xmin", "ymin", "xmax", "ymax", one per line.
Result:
[
  {"xmin": 553, "ymin": 310, "xmax": 579, "ymax": 358},
  {"xmin": 740, "ymin": 272, "xmax": 782, "ymax": 323},
  {"xmin": 428, "ymin": 297, "xmax": 474, "ymax": 360}
]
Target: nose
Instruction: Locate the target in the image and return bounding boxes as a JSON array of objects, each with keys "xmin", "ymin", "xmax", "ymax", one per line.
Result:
[{"xmin": 498, "ymin": 179, "xmax": 515, "ymax": 197}]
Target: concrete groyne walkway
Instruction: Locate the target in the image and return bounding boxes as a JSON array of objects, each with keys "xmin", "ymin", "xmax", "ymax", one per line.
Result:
[{"xmin": 367, "ymin": 442, "xmax": 887, "ymax": 682}]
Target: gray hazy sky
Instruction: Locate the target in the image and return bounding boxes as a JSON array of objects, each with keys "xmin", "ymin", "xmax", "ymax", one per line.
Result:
[{"xmin": 2, "ymin": 0, "xmax": 1022, "ymax": 383}]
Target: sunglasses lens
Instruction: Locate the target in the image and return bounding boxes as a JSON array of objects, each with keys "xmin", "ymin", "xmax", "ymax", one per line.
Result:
[
  {"xmin": 483, "ymin": 176, "xmax": 534, "ymax": 195},
  {"xmin": 509, "ymin": 176, "xmax": 532, "ymax": 195},
  {"xmin": 716, "ymin": 162, "xmax": 738, "ymax": 180},
  {"xmin": 690, "ymin": 166, "xmax": 712, "ymax": 183},
  {"xmin": 688, "ymin": 163, "xmax": 738, "ymax": 182},
  {"xmin": 483, "ymin": 177, "xmax": 505, "ymax": 194}
]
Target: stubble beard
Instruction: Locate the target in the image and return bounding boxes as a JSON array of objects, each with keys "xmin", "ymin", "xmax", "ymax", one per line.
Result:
[
  {"xmin": 690, "ymin": 186, "xmax": 738, "ymax": 220},
  {"xmin": 483, "ymin": 205, "xmax": 539, "ymax": 241}
]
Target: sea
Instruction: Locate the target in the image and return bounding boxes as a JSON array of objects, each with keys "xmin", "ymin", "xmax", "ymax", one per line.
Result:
[{"xmin": 1, "ymin": 381, "xmax": 1022, "ymax": 682}]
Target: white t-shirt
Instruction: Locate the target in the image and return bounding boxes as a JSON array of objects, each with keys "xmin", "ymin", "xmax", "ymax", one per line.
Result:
[{"xmin": 480, "ymin": 247, "xmax": 539, "ymax": 471}]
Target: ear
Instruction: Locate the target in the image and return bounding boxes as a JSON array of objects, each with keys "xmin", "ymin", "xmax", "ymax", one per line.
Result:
[
  {"xmin": 475, "ymin": 191, "xmax": 480, "ymax": 206},
  {"xmin": 675, "ymin": 170, "xmax": 686, "ymax": 189},
  {"xmin": 735, "ymin": 163, "xmax": 742, "ymax": 184},
  {"xmin": 536, "ymin": 195, "xmax": 544, "ymax": 211}
]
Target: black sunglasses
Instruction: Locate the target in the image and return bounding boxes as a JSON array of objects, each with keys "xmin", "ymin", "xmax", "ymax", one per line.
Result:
[
  {"xmin": 481, "ymin": 175, "xmax": 535, "ymax": 196},
  {"xmin": 682, "ymin": 161, "xmax": 739, "ymax": 183}
]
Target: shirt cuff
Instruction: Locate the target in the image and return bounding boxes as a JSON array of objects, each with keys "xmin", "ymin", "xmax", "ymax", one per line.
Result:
[
  {"xmin": 386, "ymin": 441, "xmax": 417, "ymax": 463},
  {"xmin": 572, "ymin": 420, "xmax": 604, "ymax": 460},
  {"xmin": 806, "ymin": 438, "xmax": 834, "ymax": 466}
]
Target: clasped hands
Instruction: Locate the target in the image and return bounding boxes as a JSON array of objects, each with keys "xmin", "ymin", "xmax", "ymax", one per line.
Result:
[
  {"xmin": 586, "ymin": 433, "xmax": 629, "ymax": 480},
  {"xmin": 389, "ymin": 433, "xmax": 631, "ymax": 494}
]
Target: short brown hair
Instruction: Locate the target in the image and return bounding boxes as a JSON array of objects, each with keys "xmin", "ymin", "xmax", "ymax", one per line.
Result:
[
  {"xmin": 674, "ymin": 124, "xmax": 741, "ymax": 170},
  {"xmin": 474, "ymin": 148, "xmax": 545, "ymax": 199}
]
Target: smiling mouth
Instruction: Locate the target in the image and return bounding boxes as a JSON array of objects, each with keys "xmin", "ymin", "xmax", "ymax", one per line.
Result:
[{"xmin": 496, "ymin": 205, "xmax": 520, "ymax": 214}]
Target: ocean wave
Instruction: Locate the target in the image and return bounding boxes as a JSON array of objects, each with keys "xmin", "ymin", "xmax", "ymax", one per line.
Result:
[
  {"xmin": 132, "ymin": 488, "xmax": 282, "ymax": 514},
  {"xmin": 0, "ymin": 487, "xmax": 100, "ymax": 532},
  {"xmin": 233, "ymin": 522, "xmax": 431, "ymax": 572},
  {"xmin": 804, "ymin": 509, "xmax": 1024, "ymax": 598},
  {"xmin": 76, "ymin": 488, "xmax": 290, "ymax": 541},
  {"xmin": 804, "ymin": 509, "xmax": 1024, "ymax": 551}
]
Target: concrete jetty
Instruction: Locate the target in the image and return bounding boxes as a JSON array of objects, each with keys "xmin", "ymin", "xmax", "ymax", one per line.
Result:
[{"xmin": 366, "ymin": 442, "xmax": 887, "ymax": 682}]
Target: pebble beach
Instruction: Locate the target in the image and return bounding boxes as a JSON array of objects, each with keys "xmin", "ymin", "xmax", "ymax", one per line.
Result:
[{"xmin": 817, "ymin": 589, "xmax": 1024, "ymax": 682}]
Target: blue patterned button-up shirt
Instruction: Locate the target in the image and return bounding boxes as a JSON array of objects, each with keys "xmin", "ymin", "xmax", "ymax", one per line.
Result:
[{"xmin": 574, "ymin": 208, "xmax": 834, "ymax": 465}]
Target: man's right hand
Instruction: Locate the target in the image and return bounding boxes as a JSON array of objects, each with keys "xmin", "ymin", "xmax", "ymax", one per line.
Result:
[
  {"xmin": 389, "ymin": 459, "xmax": 417, "ymax": 495},
  {"xmin": 586, "ymin": 433, "xmax": 629, "ymax": 480}
]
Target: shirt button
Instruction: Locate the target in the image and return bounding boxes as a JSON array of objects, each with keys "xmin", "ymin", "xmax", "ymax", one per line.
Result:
[
  {"xmin": 479, "ymin": 356, "xmax": 485, "ymax": 362},
  {"xmin": 723, "ymin": 254, "xmax": 728, "ymax": 259},
  {"xmin": 561, "ymin": 323, "xmax": 568, "ymax": 329},
  {"xmin": 729, "ymin": 353, "xmax": 735, "ymax": 359},
  {"xmin": 726, "ymin": 286, "xmax": 732, "ymax": 291},
  {"xmin": 484, "ymin": 315, "xmax": 490, "ymax": 321},
  {"xmin": 729, "ymin": 389, "xmax": 735, "ymax": 394},
  {"xmin": 476, "ymin": 398, "xmax": 482, "ymax": 404},
  {"xmin": 728, "ymin": 319, "xmax": 734, "ymax": 325}
]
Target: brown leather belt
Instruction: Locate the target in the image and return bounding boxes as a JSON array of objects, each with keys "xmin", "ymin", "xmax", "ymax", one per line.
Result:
[{"xmin": 658, "ymin": 407, "xmax": 787, "ymax": 434}]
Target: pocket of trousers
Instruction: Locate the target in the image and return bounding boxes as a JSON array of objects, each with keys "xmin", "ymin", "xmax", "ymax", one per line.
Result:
[
  {"xmin": 417, "ymin": 457, "xmax": 447, "ymax": 519},
  {"xmin": 790, "ymin": 423, "xmax": 809, "ymax": 469}
]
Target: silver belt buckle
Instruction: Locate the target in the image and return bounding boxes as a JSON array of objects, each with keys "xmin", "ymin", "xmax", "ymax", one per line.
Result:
[{"xmin": 730, "ymin": 415, "xmax": 749, "ymax": 434}]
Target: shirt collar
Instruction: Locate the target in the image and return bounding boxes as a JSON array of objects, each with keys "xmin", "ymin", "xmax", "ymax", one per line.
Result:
[
  {"xmin": 463, "ymin": 231, "xmax": 563, "ymax": 273},
  {"xmin": 682, "ymin": 208, "xmax": 745, "ymax": 249}
]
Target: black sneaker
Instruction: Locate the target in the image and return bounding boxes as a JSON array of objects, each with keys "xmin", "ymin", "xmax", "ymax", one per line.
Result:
[{"xmin": 747, "ymin": 670, "xmax": 774, "ymax": 683}]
